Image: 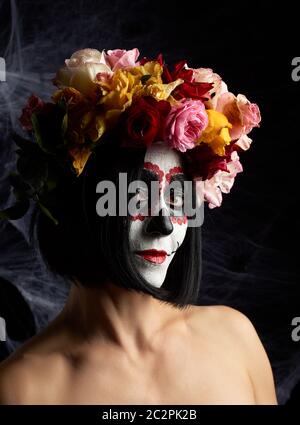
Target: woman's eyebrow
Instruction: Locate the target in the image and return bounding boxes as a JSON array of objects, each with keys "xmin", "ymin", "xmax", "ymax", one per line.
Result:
[
  {"xmin": 168, "ymin": 173, "xmax": 187, "ymax": 184},
  {"xmin": 140, "ymin": 168, "xmax": 159, "ymax": 182}
]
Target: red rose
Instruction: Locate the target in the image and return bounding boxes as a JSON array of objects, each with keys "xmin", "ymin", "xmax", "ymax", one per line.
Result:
[
  {"xmin": 185, "ymin": 142, "xmax": 238, "ymax": 180},
  {"xmin": 121, "ymin": 96, "xmax": 171, "ymax": 148},
  {"xmin": 162, "ymin": 60, "xmax": 213, "ymax": 101},
  {"xmin": 19, "ymin": 94, "xmax": 45, "ymax": 131},
  {"xmin": 140, "ymin": 55, "xmax": 212, "ymax": 100}
]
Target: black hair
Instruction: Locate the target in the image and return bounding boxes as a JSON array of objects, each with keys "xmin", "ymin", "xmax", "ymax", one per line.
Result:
[{"xmin": 33, "ymin": 132, "xmax": 202, "ymax": 308}]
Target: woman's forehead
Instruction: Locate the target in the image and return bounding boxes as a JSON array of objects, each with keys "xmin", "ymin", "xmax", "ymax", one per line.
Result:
[{"xmin": 143, "ymin": 142, "xmax": 182, "ymax": 173}]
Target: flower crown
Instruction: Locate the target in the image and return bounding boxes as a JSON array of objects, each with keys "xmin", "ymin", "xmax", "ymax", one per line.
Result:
[{"xmin": 0, "ymin": 48, "xmax": 261, "ymax": 224}]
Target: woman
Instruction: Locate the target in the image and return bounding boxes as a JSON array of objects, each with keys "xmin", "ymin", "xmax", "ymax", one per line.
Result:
[{"xmin": 0, "ymin": 48, "xmax": 277, "ymax": 404}]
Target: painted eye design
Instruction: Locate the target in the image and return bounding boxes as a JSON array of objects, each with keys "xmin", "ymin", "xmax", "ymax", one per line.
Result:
[
  {"xmin": 136, "ymin": 187, "xmax": 148, "ymax": 203},
  {"xmin": 165, "ymin": 189, "xmax": 184, "ymax": 209}
]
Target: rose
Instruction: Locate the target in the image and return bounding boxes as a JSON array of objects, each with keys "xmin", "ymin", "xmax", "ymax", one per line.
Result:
[
  {"xmin": 185, "ymin": 143, "xmax": 229, "ymax": 181},
  {"xmin": 53, "ymin": 48, "xmax": 112, "ymax": 96},
  {"xmin": 186, "ymin": 139, "xmax": 247, "ymax": 208},
  {"xmin": 192, "ymin": 68, "xmax": 223, "ymax": 97},
  {"xmin": 53, "ymin": 87, "xmax": 106, "ymax": 148},
  {"xmin": 64, "ymin": 48, "xmax": 106, "ymax": 67},
  {"xmin": 19, "ymin": 94, "xmax": 45, "ymax": 131},
  {"xmin": 203, "ymin": 150, "xmax": 243, "ymax": 208},
  {"xmin": 185, "ymin": 137, "xmax": 245, "ymax": 181},
  {"xmin": 105, "ymin": 48, "xmax": 140, "ymax": 71},
  {"xmin": 162, "ymin": 61, "xmax": 213, "ymax": 101},
  {"xmin": 164, "ymin": 99, "xmax": 208, "ymax": 152},
  {"xmin": 68, "ymin": 146, "xmax": 93, "ymax": 177},
  {"xmin": 236, "ymin": 95, "xmax": 261, "ymax": 134},
  {"xmin": 192, "ymin": 67, "xmax": 228, "ymax": 109},
  {"xmin": 121, "ymin": 96, "xmax": 171, "ymax": 148},
  {"xmin": 214, "ymin": 150, "xmax": 243, "ymax": 194},
  {"xmin": 199, "ymin": 109, "xmax": 232, "ymax": 156},
  {"xmin": 235, "ymin": 134, "xmax": 252, "ymax": 151},
  {"xmin": 19, "ymin": 94, "xmax": 65, "ymax": 149},
  {"xmin": 216, "ymin": 92, "xmax": 261, "ymax": 140}
]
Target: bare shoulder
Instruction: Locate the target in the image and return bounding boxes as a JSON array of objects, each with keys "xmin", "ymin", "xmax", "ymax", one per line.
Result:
[
  {"xmin": 0, "ymin": 320, "xmax": 72, "ymax": 405},
  {"xmin": 186, "ymin": 305, "xmax": 278, "ymax": 404},
  {"xmin": 0, "ymin": 349, "xmax": 69, "ymax": 405},
  {"xmin": 186, "ymin": 304, "xmax": 257, "ymax": 333},
  {"xmin": 0, "ymin": 353, "xmax": 40, "ymax": 404},
  {"xmin": 186, "ymin": 304, "xmax": 264, "ymax": 345}
]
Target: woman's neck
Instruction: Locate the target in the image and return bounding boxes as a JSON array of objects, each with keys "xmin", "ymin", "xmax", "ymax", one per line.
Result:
[{"xmin": 62, "ymin": 280, "xmax": 188, "ymax": 356}]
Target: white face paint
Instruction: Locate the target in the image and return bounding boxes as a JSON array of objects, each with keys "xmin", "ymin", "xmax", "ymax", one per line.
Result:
[{"xmin": 128, "ymin": 142, "xmax": 188, "ymax": 288}]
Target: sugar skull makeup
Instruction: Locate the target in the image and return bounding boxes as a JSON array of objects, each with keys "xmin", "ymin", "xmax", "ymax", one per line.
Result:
[{"xmin": 128, "ymin": 142, "xmax": 188, "ymax": 288}]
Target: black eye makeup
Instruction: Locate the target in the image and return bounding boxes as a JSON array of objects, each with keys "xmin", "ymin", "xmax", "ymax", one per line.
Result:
[
  {"xmin": 164, "ymin": 173, "xmax": 185, "ymax": 212},
  {"xmin": 129, "ymin": 169, "xmax": 187, "ymax": 216}
]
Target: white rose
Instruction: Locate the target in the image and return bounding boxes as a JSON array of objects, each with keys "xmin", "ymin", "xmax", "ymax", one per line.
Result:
[{"xmin": 53, "ymin": 48, "xmax": 112, "ymax": 96}]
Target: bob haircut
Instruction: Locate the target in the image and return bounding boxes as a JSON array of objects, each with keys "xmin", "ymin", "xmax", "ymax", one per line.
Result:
[{"xmin": 33, "ymin": 132, "xmax": 202, "ymax": 308}]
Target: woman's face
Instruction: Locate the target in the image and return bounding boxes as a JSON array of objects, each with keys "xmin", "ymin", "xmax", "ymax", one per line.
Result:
[{"xmin": 128, "ymin": 142, "xmax": 188, "ymax": 288}]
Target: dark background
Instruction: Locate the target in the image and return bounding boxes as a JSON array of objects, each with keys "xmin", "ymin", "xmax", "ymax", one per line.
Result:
[{"xmin": 0, "ymin": 0, "xmax": 300, "ymax": 404}]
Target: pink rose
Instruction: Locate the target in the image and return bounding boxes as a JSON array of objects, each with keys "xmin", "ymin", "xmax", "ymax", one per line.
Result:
[
  {"xmin": 203, "ymin": 150, "xmax": 243, "ymax": 208},
  {"xmin": 216, "ymin": 92, "xmax": 261, "ymax": 140},
  {"xmin": 105, "ymin": 48, "xmax": 140, "ymax": 71},
  {"xmin": 237, "ymin": 94, "xmax": 261, "ymax": 134},
  {"xmin": 235, "ymin": 134, "xmax": 252, "ymax": 151},
  {"xmin": 164, "ymin": 99, "xmax": 208, "ymax": 152}
]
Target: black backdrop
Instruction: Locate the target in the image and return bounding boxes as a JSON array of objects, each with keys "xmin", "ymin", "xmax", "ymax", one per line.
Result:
[{"xmin": 0, "ymin": 0, "xmax": 300, "ymax": 404}]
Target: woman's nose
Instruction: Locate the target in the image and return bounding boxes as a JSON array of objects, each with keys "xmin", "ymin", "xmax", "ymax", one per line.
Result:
[{"xmin": 144, "ymin": 207, "xmax": 173, "ymax": 236}]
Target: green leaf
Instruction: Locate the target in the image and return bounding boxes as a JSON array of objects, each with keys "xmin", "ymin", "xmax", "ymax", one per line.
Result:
[
  {"xmin": 31, "ymin": 113, "xmax": 54, "ymax": 155},
  {"xmin": 56, "ymin": 99, "xmax": 67, "ymax": 112},
  {"xmin": 16, "ymin": 154, "xmax": 48, "ymax": 189},
  {"xmin": 0, "ymin": 199, "xmax": 30, "ymax": 220},
  {"xmin": 45, "ymin": 179, "xmax": 57, "ymax": 191},
  {"xmin": 31, "ymin": 113, "xmax": 44, "ymax": 149},
  {"xmin": 37, "ymin": 201, "xmax": 58, "ymax": 225},
  {"xmin": 12, "ymin": 132, "xmax": 38, "ymax": 154},
  {"xmin": 61, "ymin": 113, "xmax": 68, "ymax": 138},
  {"xmin": 9, "ymin": 173, "xmax": 32, "ymax": 200},
  {"xmin": 45, "ymin": 167, "xmax": 59, "ymax": 191}
]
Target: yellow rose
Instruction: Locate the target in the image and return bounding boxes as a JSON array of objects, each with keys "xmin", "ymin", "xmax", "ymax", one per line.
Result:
[
  {"xmin": 132, "ymin": 62, "xmax": 183, "ymax": 101},
  {"xmin": 68, "ymin": 112, "xmax": 106, "ymax": 175},
  {"xmin": 97, "ymin": 61, "xmax": 182, "ymax": 116},
  {"xmin": 96, "ymin": 68, "xmax": 142, "ymax": 125},
  {"xmin": 80, "ymin": 111, "xmax": 106, "ymax": 142},
  {"xmin": 52, "ymin": 87, "xmax": 85, "ymax": 105},
  {"xmin": 130, "ymin": 61, "xmax": 163, "ymax": 82},
  {"xmin": 141, "ymin": 79, "xmax": 183, "ymax": 101},
  {"xmin": 53, "ymin": 87, "xmax": 106, "ymax": 145},
  {"xmin": 68, "ymin": 146, "xmax": 92, "ymax": 176},
  {"xmin": 198, "ymin": 109, "xmax": 232, "ymax": 156}
]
